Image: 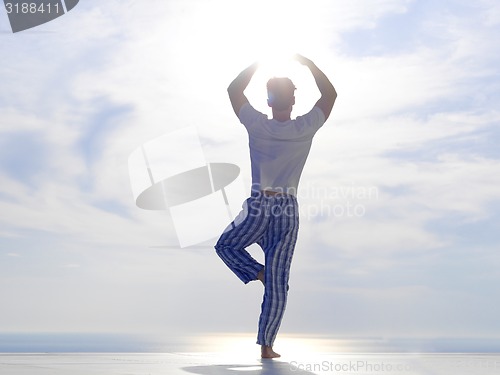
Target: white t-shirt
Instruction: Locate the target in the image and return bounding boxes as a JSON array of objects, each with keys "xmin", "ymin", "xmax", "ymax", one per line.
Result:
[{"xmin": 239, "ymin": 103, "xmax": 326, "ymax": 196}]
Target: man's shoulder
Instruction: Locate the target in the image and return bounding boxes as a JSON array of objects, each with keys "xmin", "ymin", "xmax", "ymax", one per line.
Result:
[
  {"xmin": 296, "ymin": 106, "xmax": 326, "ymax": 125},
  {"xmin": 287, "ymin": 106, "xmax": 326, "ymax": 138},
  {"xmin": 239, "ymin": 103, "xmax": 267, "ymax": 127}
]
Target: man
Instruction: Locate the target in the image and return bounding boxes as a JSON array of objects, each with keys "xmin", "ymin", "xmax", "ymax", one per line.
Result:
[{"xmin": 215, "ymin": 54, "xmax": 336, "ymax": 358}]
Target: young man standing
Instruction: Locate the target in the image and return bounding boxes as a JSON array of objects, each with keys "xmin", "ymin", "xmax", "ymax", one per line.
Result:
[{"xmin": 215, "ymin": 54, "xmax": 337, "ymax": 358}]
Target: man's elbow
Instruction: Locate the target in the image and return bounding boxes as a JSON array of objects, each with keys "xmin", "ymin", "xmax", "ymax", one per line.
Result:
[
  {"xmin": 323, "ymin": 87, "xmax": 337, "ymax": 106},
  {"xmin": 227, "ymin": 86, "xmax": 238, "ymax": 103},
  {"xmin": 326, "ymin": 85, "xmax": 337, "ymax": 107},
  {"xmin": 227, "ymin": 81, "xmax": 240, "ymax": 95},
  {"xmin": 321, "ymin": 83, "xmax": 337, "ymax": 99},
  {"xmin": 328, "ymin": 82, "xmax": 337, "ymax": 97}
]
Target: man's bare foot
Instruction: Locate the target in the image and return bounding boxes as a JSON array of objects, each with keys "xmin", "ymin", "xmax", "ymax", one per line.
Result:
[
  {"xmin": 261, "ymin": 345, "xmax": 280, "ymax": 359},
  {"xmin": 257, "ymin": 268, "xmax": 265, "ymax": 285}
]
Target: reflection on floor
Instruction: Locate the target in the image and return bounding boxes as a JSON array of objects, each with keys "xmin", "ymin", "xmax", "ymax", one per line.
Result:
[
  {"xmin": 1, "ymin": 352, "xmax": 499, "ymax": 375},
  {"xmin": 0, "ymin": 334, "xmax": 499, "ymax": 375}
]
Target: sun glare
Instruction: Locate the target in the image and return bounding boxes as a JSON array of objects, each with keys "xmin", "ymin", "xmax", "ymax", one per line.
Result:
[
  {"xmin": 247, "ymin": 56, "xmax": 322, "ymax": 117},
  {"xmin": 168, "ymin": 0, "xmax": 332, "ymax": 118},
  {"xmin": 257, "ymin": 54, "xmax": 297, "ymax": 79},
  {"xmin": 191, "ymin": 333, "xmax": 342, "ymax": 361}
]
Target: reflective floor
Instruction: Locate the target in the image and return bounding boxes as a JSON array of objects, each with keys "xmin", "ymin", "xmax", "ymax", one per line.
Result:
[
  {"xmin": 1, "ymin": 352, "xmax": 499, "ymax": 375},
  {"xmin": 1, "ymin": 334, "xmax": 499, "ymax": 375}
]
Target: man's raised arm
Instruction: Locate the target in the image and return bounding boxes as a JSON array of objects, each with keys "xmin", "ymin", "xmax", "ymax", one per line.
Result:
[
  {"xmin": 227, "ymin": 61, "xmax": 259, "ymax": 118},
  {"xmin": 294, "ymin": 54, "xmax": 337, "ymax": 121}
]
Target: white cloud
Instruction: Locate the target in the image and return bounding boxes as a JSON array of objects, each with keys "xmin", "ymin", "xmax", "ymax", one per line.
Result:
[
  {"xmin": 326, "ymin": 0, "xmax": 413, "ymax": 32},
  {"xmin": 62, "ymin": 263, "xmax": 80, "ymax": 268}
]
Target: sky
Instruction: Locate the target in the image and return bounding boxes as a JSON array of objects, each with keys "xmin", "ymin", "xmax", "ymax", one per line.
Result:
[{"xmin": 1, "ymin": 0, "xmax": 500, "ymax": 344}]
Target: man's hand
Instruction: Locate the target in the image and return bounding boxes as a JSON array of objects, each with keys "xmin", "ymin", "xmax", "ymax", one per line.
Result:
[{"xmin": 293, "ymin": 53, "xmax": 313, "ymax": 67}]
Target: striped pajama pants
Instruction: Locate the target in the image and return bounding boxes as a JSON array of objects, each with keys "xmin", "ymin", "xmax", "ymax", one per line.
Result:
[{"xmin": 214, "ymin": 192, "xmax": 299, "ymax": 347}]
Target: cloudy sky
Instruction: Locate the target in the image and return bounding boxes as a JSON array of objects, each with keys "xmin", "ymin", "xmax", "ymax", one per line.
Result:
[{"xmin": 1, "ymin": 0, "xmax": 500, "ymax": 344}]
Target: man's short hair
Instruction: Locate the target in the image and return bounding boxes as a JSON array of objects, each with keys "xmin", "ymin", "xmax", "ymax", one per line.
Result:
[{"xmin": 267, "ymin": 77, "xmax": 296, "ymax": 110}]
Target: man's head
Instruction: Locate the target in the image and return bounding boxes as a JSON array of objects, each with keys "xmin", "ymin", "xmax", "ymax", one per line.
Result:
[{"xmin": 267, "ymin": 77, "xmax": 296, "ymax": 111}]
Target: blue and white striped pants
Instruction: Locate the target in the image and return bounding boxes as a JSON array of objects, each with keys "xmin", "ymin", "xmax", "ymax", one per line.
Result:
[{"xmin": 215, "ymin": 192, "xmax": 299, "ymax": 346}]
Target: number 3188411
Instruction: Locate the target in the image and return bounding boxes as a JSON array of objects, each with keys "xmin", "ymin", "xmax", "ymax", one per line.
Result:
[{"xmin": 5, "ymin": 2, "xmax": 62, "ymax": 14}]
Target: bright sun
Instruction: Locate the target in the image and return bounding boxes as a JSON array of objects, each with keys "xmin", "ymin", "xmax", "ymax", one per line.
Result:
[{"xmin": 171, "ymin": 0, "xmax": 330, "ymax": 115}]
